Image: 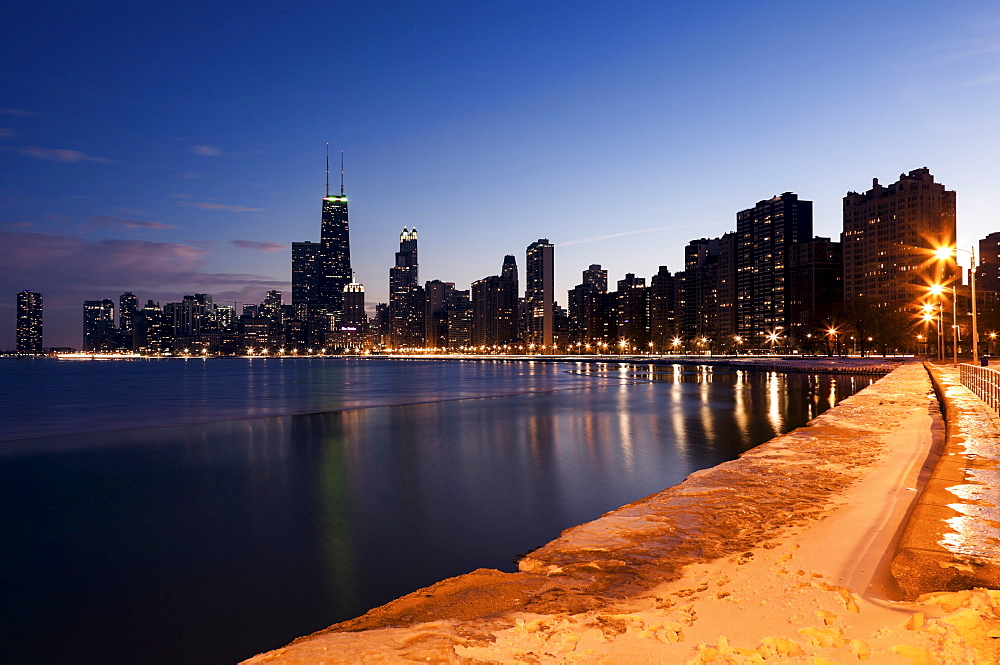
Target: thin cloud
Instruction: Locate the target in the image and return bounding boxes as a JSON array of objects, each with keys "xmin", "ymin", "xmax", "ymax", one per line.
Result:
[
  {"xmin": 0, "ymin": 231, "xmax": 283, "ymax": 293},
  {"xmin": 4, "ymin": 221, "xmax": 32, "ymax": 228},
  {"xmin": 191, "ymin": 145, "xmax": 223, "ymax": 156},
  {"xmin": 19, "ymin": 146, "xmax": 111, "ymax": 163},
  {"xmin": 182, "ymin": 172, "xmax": 201, "ymax": 179},
  {"xmin": 89, "ymin": 216, "xmax": 178, "ymax": 230},
  {"xmin": 232, "ymin": 239, "xmax": 287, "ymax": 252},
  {"xmin": 178, "ymin": 201, "xmax": 264, "ymax": 212},
  {"xmin": 0, "ymin": 128, "xmax": 17, "ymax": 140},
  {"xmin": 912, "ymin": 43, "xmax": 1000, "ymax": 70},
  {"xmin": 557, "ymin": 227, "xmax": 672, "ymax": 247},
  {"xmin": 957, "ymin": 70, "xmax": 1000, "ymax": 87},
  {"xmin": 0, "ymin": 108, "xmax": 39, "ymax": 116}
]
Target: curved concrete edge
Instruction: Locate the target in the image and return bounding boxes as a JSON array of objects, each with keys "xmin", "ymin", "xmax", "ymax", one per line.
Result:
[{"xmin": 890, "ymin": 362, "xmax": 1000, "ymax": 600}]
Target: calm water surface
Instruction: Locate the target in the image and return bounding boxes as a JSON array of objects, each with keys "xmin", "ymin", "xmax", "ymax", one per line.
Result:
[{"xmin": 0, "ymin": 358, "xmax": 873, "ymax": 664}]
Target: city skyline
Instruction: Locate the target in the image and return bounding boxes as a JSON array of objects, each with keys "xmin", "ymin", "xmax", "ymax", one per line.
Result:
[{"xmin": 4, "ymin": 1, "xmax": 1000, "ymax": 347}]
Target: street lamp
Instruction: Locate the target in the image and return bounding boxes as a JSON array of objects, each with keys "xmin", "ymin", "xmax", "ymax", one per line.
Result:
[
  {"xmin": 929, "ymin": 283, "xmax": 958, "ymax": 365},
  {"xmin": 766, "ymin": 332, "xmax": 780, "ymax": 355},
  {"xmin": 825, "ymin": 327, "xmax": 838, "ymax": 356},
  {"xmin": 936, "ymin": 245, "xmax": 979, "ymax": 361}
]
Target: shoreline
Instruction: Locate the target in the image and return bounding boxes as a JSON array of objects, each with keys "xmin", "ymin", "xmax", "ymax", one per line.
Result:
[{"xmin": 243, "ymin": 361, "xmax": 1000, "ymax": 664}]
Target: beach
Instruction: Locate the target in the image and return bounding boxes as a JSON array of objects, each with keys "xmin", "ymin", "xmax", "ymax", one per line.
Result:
[{"xmin": 243, "ymin": 362, "xmax": 1000, "ymax": 663}]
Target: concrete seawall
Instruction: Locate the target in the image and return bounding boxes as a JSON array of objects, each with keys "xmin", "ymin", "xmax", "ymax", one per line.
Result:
[
  {"xmin": 244, "ymin": 362, "xmax": 1000, "ymax": 663},
  {"xmin": 891, "ymin": 363, "xmax": 1000, "ymax": 599}
]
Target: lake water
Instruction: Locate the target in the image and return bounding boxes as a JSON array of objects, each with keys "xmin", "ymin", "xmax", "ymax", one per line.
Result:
[{"xmin": 0, "ymin": 357, "xmax": 873, "ymax": 664}]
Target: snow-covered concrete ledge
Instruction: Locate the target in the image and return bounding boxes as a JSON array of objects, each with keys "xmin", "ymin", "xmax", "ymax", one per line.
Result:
[
  {"xmin": 243, "ymin": 363, "xmax": 1000, "ymax": 663},
  {"xmin": 891, "ymin": 363, "xmax": 1000, "ymax": 600}
]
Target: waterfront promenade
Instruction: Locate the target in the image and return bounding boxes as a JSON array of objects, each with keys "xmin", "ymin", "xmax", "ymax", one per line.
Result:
[{"xmin": 244, "ymin": 361, "xmax": 1000, "ymax": 664}]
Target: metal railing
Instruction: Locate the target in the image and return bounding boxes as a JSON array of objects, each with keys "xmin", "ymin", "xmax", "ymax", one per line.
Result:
[{"xmin": 959, "ymin": 363, "xmax": 1000, "ymax": 414}]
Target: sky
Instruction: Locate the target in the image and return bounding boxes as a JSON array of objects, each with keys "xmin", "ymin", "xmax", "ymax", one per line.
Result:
[{"xmin": 3, "ymin": 1, "xmax": 1000, "ymax": 348}]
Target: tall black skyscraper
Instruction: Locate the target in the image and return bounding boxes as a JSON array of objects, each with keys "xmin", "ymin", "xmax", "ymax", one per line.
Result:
[
  {"xmin": 16, "ymin": 290, "xmax": 43, "ymax": 353},
  {"xmin": 292, "ymin": 148, "xmax": 353, "ymax": 321},
  {"xmin": 318, "ymin": 150, "xmax": 352, "ymax": 316}
]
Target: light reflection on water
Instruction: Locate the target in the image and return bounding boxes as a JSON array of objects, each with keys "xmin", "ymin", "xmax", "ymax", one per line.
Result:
[{"xmin": 0, "ymin": 359, "xmax": 873, "ymax": 665}]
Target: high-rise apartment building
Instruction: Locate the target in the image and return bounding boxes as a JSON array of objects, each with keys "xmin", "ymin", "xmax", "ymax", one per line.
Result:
[
  {"xmin": 424, "ymin": 280, "xmax": 454, "ymax": 349},
  {"xmin": 134, "ymin": 300, "xmax": 168, "ymax": 354},
  {"xmin": 615, "ymin": 273, "xmax": 648, "ymax": 347},
  {"xmin": 736, "ymin": 192, "xmax": 813, "ymax": 337},
  {"xmin": 977, "ymin": 232, "xmax": 1000, "ymax": 293},
  {"xmin": 16, "ymin": 290, "xmax": 43, "ymax": 353},
  {"xmin": 648, "ymin": 267, "xmax": 676, "ymax": 346},
  {"xmin": 842, "ymin": 168, "xmax": 956, "ymax": 309},
  {"xmin": 582, "ymin": 264, "xmax": 607, "ymax": 292},
  {"xmin": 568, "ymin": 264, "xmax": 608, "ymax": 345},
  {"xmin": 789, "ymin": 237, "xmax": 842, "ymax": 333},
  {"xmin": 525, "ymin": 238, "xmax": 554, "ymax": 347},
  {"xmin": 334, "ymin": 281, "xmax": 368, "ymax": 349},
  {"xmin": 260, "ymin": 290, "xmax": 283, "ymax": 321},
  {"xmin": 472, "ymin": 276, "xmax": 518, "ymax": 348},
  {"xmin": 119, "ymin": 292, "xmax": 138, "ymax": 346},
  {"xmin": 291, "ymin": 241, "xmax": 321, "ymax": 307},
  {"xmin": 446, "ymin": 290, "xmax": 473, "ymax": 349},
  {"xmin": 682, "ymin": 237, "xmax": 722, "ymax": 337},
  {"xmin": 83, "ymin": 299, "xmax": 116, "ymax": 352}
]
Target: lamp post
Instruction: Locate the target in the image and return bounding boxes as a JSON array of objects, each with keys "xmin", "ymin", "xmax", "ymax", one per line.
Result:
[
  {"xmin": 936, "ymin": 245, "xmax": 979, "ymax": 361},
  {"xmin": 921, "ymin": 307, "xmax": 939, "ymax": 360},
  {"xmin": 929, "ymin": 283, "xmax": 957, "ymax": 365}
]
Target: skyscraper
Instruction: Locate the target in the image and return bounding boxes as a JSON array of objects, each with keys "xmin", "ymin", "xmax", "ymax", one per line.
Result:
[
  {"xmin": 568, "ymin": 265, "xmax": 609, "ymax": 346},
  {"xmin": 471, "ymin": 257, "xmax": 518, "ymax": 348},
  {"xmin": 291, "ymin": 149, "xmax": 352, "ymax": 321},
  {"xmin": 389, "ymin": 228, "xmax": 423, "ymax": 347},
  {"xmin": 83, "ymin": 299, "xmax": 116, "ymax": 352},
  {"xmin": 134, "ymin": 300, "xmax": 168, "ymax": 354},
  {"xmin": 525, "ymin": 238, "xmax": 554, "ymax": 347},
  {"xmin": 16, "ymin": 290, "xmax": 43, "ymax": 354},
  {"xmin": 736, "ymin": 192, "xmax": 813, "ymax": 337},
  {"xmin": 977, "ymin": 232, "xmax": 1000, "ymax": 293},
  {"xmin": 291, "ymin": 241, "xmax": 321, "ymax": 307},
  {"xmin": 338, "ymin": 281, "xmax": 368, "ymax": 349},
  {"xmin": 648, "ymin": 267, "xmax": 676, "ymax": 347},
  {"xmin": 615, "ymin": 273, "xmax": 648, "ymax": 347},
  {"xmin": 424, "ymin": 280, "xmax": 455, "ymax": 349},
  {"xmin": 119, "ymin": 292, "xmax": 138, "ymax": 350},
  {"xmin": 843, "ymin": 168, "xmax": 956, "ymax": 309},
  {"xmin": 319, "ymin": 189, "xmax": 352, "ymax": 316}
]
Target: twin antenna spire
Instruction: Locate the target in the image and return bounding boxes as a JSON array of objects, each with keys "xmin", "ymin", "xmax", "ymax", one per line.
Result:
[{"xmin": 325, "ymin": 143, "xmax": 345, "ymax": 197}]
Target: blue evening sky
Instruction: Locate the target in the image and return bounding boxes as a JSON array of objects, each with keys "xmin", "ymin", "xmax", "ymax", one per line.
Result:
[{"xmin": 3, "ymin": 1, "xmax": 1000, "ymax": 347}]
